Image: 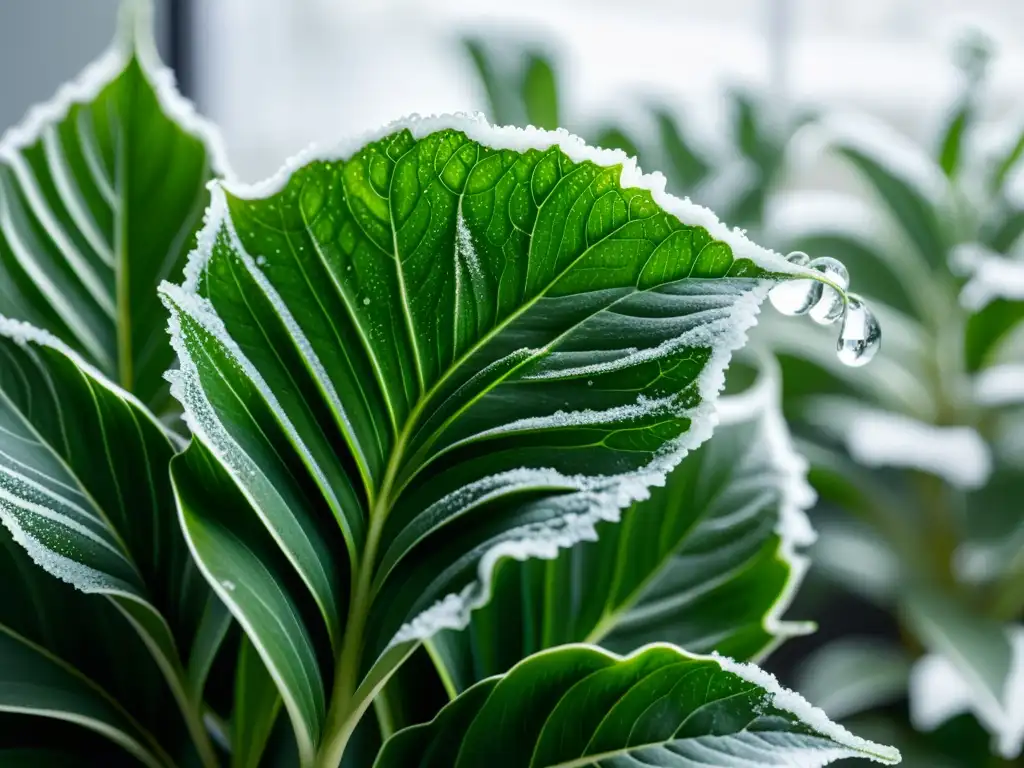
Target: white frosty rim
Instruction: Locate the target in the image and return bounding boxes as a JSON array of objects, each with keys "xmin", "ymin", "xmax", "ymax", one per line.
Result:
[
  {"xmin": 408, "ymin": 642, "xmax": 901, "ymax": 764},
  {"xmin": 212, "ymin": 111, "xmax": 799, "ymax": 277},
  {"xmin": 165, "ymin": 109, "xmax": 821, "ymax": 709},
  {"xmin": 716, "ymin": 350, "xmax": 818, "ymax": 652},
  {"xmin": 0, "ymin": 0, "xmax": 230, "ymax": 179}
]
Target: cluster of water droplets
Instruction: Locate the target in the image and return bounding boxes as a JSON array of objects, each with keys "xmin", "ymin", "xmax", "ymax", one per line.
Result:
[{"xmin": 768, "ymin": 251, "xmax": 881, "ymax": 367}]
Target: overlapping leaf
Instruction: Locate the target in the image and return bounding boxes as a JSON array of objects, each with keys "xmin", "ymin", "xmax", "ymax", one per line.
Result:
[
  {"xmin": 375, "ymin": 644, "xmax": 901, "ymax": 767},
  {"xmin": 426, "ymin": 356, "xmax": 816, "ymax": 693},
  {"xmin": 0, "ymin": 503, "xmax": 202, "ymax": 767},
  {"xmin": 0, "ymin": 0, "xmax": 225, "ymax": 411},
  {"xmin": 0, "ymin": 320, "xmax": 220, "ymax": 764},
  {"xmin": 161, "ymin": 115, "xmax": 814, "ymax": 763}
]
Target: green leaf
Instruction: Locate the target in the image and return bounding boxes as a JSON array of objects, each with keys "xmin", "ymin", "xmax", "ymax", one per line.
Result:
[
  {"xmin": 591, "ymin": 125, "xmax": 641, "ymax": 161},
  {"xmin": 964, "ymin": 298, "xmax": 1024, "ymax": 372},
  {"xmin": 161, "ymin": 115, "xmax": 816, "ymax": 763},
  {"xmin": 462, "ymin": 38, "xmax": 524, "ymax": 129},
  {"xmin": 426, "ymin": 357, "xmax": 816, "ymax": 691},
  {"xmin": 823, "ymin": 118, "xmax": 951, "ymax": 272},
  {"xmin": 937, "ymin": 101, "xmax": 971, "ymax": 179},
  {"xmin": 902, "ymin": 588, "xmax": 1013, "ymax": 726},
  {"xmin": 0, "ymin": 625, "xmax": 167, "ymax": 768},
  {"xmin": 653, "ymin": 108, "xmax": 711, "ymax": 192},
  {"xmin": 0, "ymin": 0, "xmax": 224, "ymax": 411},
  {"xmin": 989, "ymin": 127, "xmax": 1024, "ymax": 195},
  {"xmin": 980, "ymin": 204, "xmax": 1024, "ymax": 253},
  {"xmin": 0, "ymin": 320, "xmax": 217, "ymax": 764},
  {"xmin": 232, "ymin": 635, "xmax": 283, "ymax": 768},
  {"xmin": 0, "ymin": 714, "xmax": 148, "ymax": 766},
  {"xmin": 521, "ymin": 53, "xmax": 560, "ymax": 131},
  {"xmin": 0, "ymin": 511, "xmax": 203, "ymax": 766},
  {"xmin": 374, "ymin": 643, "xmax": 901, "ymax": 767}
]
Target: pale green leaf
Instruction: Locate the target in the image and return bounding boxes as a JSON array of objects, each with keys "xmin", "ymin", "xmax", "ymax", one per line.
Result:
[{"xmin": 796, "ymin": 639, "xmax": 912, "ymax": 720}]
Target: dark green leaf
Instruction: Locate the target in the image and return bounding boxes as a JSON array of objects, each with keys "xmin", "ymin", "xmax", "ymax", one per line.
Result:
[
  {"xmin": 232, "ymin": 635, "xmax": 283, "ymax": 768},
  {"xmin": 375, "ymin": 644, "xmax": 901, "ymax": 767},
  {"xmin": 964, "ymin": 298, "xmax": 1024, "ymax": 372},
  {"xmin": 937, "ymin": 102, "xmax": 971, "ymax": 179},
  {"xmin": 521, "ymin": 53, "xmax": 560, "ymax": 130},
  {"xmin": 162, "ymin": 115, "xmax": 817, "ymax": 763},
  {"xmin": 0, "ymin": 320, "xmax": 217, "ymax": 763},
  {"xmin": 0, "ymin": 0, "xmax": 224, "ymax": 411},
  {"xmin": 427, "ymin": 360, "xmax": 816, "ymax": 691}
]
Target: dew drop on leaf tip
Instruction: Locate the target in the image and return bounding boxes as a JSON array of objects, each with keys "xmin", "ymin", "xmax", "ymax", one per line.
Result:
[
  {"xmin": 807, "ymin": 256, "xmax": 849, "ymax": 325},
  {"xmin": 768, "ymin": 251, "xmax": 822, "ymax": 317},
  {"xmin": 837, "ymin": 293, "xmax": 881, "ymax": 367},
  {"xmin": 769, "ymin": 251, "xmax": 880, "ymax": 367}
]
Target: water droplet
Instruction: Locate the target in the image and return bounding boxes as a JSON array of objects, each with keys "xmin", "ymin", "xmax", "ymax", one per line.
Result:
[
  {"xmin": 221, "ymin": 580, "xmax": 236, "ymax": 592},
  {"xmin": 837, "ymin": 293, "xmax": 881, "ymax": 367},
  {"xmin": 808, "ymin": 256, "xmax": 850, "ymax": 325},
  {"xmin": 362, "ymin": 297, "xmax": 371, "ymax": 306},
  {"xmin": 587, "ymin": 380, "xmax": 593, "ymax": 386},
  {"xmin": 769, "ymin": 251, "xmax": 822, "ymax": 316}
]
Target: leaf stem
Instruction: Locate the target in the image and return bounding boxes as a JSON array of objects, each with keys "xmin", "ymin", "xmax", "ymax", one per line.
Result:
[
  {"xmin": 315, "ymin": 430, "xmax": 408, "ymax": 768},
  {"xmin": 371, "ymin": 687, "xmax": 396, "ymax": 741}
]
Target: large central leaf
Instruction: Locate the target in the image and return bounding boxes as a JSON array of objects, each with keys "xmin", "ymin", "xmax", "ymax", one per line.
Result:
[{"xmin": 162, "ymin": 114, "xmax": 808, "ymax": 764}]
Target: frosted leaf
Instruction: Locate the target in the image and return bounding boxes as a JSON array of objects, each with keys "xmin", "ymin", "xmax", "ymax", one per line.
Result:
[
  {"xmin": 910, "ymin": 626, "xmax": 1024, "ymax": 759},
  {"xmin": 805, "ymin": 398, "xmax": 992, "ymax": 490},
  {"xmin": 951, "ymin": 243, "xmax": 1024, "ymax": 311}
]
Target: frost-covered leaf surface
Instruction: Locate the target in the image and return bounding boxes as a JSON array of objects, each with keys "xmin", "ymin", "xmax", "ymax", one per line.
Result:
[
  {"xmin": 0, "ymin": 0, "xmax": 224, "ymax": 410},
  {"xmin": 910, "ymin": 625, "xmax": 1024, "ymax": 759},
  {"xmin": 951, "ymin": 244, "xmax": 1024, "ymax": 312},
  {"xmin": 161, "ymin": 113, "xmax": 807, "ymax": 762},
  {"xmin": 0, "ymin": 505, "xmax": 204, "ymax": 767},
  {"xmin": 803, "ymin": 397, "xmax": 992, "ymax": 490},
  {"xmin": 427, "ymin": 357, "xmax": 816, "ymax": 692},
  {"xmin": 0, "ymin": 319, "xmax": 217, "ymax": 764},
  {"xmin": 374, "ymin": 643, "xmax": 901, "ymax": 767}
]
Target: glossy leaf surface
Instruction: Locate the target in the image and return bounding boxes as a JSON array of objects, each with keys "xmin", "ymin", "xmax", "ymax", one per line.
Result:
[
  {"xmin": 0, "ymin": 0, "xmax": 224, "ymax": 410},
  {"xmin": 375, "ymin": 644, "xmax": 901, "ymax": 767},
  {"xmin": 427, "ymin": 358, "xmax": 816, "ymax": 692},
  {"xmin": 162, "ymin": 115, "xmax": 807, "ymax": 763}
]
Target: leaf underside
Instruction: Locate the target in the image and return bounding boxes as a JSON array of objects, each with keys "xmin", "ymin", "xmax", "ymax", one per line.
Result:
[
  {"xmin": 427, "ymin": 364, "xmax": 815, "ymax": 692},
  {"xmin": 374, "ymin": 643, "xmax": 901, "ymax": 767}
]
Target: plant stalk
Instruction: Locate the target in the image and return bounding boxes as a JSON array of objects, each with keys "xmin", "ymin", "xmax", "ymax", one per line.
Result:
[{"xmin": 314, "ymin": 429, "xmax": 407, "ymax": 768}]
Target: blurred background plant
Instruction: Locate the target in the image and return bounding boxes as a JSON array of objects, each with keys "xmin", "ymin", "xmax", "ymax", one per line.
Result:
[
  {"xmin": 464, "ymin": 21, "xmax": 1024, "ymax": 768},
  {"xmin": 762, "ymin": 32, "xmax": 1024, "ymax": 768}
]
